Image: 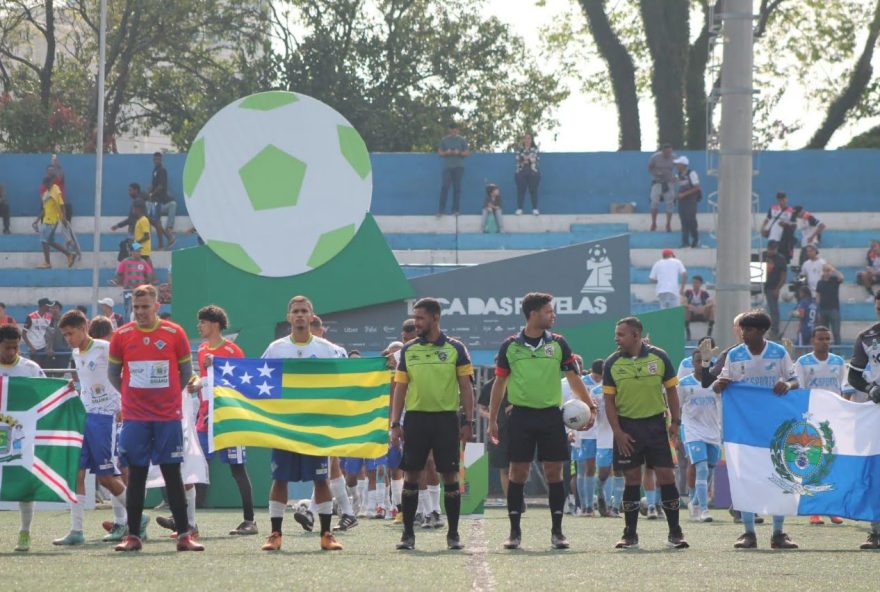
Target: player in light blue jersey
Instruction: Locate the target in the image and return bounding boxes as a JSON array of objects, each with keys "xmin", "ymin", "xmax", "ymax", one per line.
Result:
[
  {"xmin": 679, "ymin": 349, "xmax": 720, "ymax": 523},
  {"xmin": 590, "ymin": 382, "xmax": 623, "ymax": 518},
  {"xmin": 564, "ymin": 357, "xmax": 602, "ymax": 516}
]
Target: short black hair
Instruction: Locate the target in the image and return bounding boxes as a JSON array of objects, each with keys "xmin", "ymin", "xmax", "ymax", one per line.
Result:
[
  {"xmin": 590, "ymin": 359, "xmax": 604, "ymax": 375},
  {"xmin": 348, "ymin": 349, "xmax": 361, "ymax": 358},
  {"xmin": 447, "ymin": 122, "xmax": 459, "ymax": 129},
  {"xmin": 0, "ymin": 302, "xmax": 6, "ymax": 309},
  {"xmin": 811, "ymin": 325, "xmax": 831, "ymax": 338},
  {"xmin": 0, "ymin": 323, "xmax": 22, "ymax": 342},
  {"xmin": 129, "ymin": 182, "xmax": 140, "ymax": 192},
  {"xmin": 767, "ymin": 240, "xmax": 779, "ymax": 248},
  {"xmin": 413, "ymin": 297, "xmax": 441, "ymax": 317},
  {"xmin": 522, "ymin": 292, "xmax": 553, "ymax": 320},
  {"xmin": 198, "ymin": 305, "xmax": 228, "ymax": 331},
  {"xmin": 88, "ymin": 316, "xmax": 113, "ymax": 339},
  {"xmin": 693, "ymin": 275, "xmax": 704, "ymax": 283},
  {"xmin": 401, "ymin": 318, "xmax": 416, "ymax": 333},
  {"xmin": 59, "ymin": 309, "xmax": 88, "ymax": 329},
  {"xmin": 616, "ymin": 316, "xmax": 643, "ymax": 334},
  {"xmin": 153, "ymin": 151, "xmax": 162, "ymax": 158},
  {"xmin": 738, "ymin": 310, "xmax": 772, "ymax": 330}
]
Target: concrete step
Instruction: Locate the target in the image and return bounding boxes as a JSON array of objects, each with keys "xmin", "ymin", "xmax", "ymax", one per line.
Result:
[
  {"xmin": 0, "ymin": 251, "xmax": 173, "ymax": 268},
  {"xmin": 630, "ymin": 283, "xmax": 875, "ymax": 304},
  {"xmin": 7, "ymin": 216, "xmax": 194, "ymax": 234},
  {"xmin": 0, "ymin": 286, "xmax": 140, "ymax": 307},
  {"xmin": 0, "ymin": 232, "xmax": 200, "ymax": 252},
  {"xmin": 0, "ymin": 268, "xmax": 169, "ymax": 288}
]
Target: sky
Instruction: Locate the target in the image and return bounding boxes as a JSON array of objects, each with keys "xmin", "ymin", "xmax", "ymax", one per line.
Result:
[{"xmin": 484, "ymin": 0, "xmax": 880, "ymax": 152}]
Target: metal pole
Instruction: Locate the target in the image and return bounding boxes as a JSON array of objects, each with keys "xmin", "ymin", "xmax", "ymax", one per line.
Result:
[
  {"xmin": 91, "ymin": 0, "xmax": 107, "ymax": 317},
  {"xmin": 714, "ymin": 0, "xmax": 754, "ymax": 348}
]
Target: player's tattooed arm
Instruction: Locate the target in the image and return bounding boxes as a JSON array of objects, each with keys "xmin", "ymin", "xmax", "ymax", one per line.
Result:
[{"xmin": 108, "ymin": 361, "xmax": 123, "ymax": 393}]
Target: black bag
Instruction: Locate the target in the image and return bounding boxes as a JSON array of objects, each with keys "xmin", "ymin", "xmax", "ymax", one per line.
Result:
[{"xmin": 117, "ymin": 238, "xmax": 133, "ymax": 262}]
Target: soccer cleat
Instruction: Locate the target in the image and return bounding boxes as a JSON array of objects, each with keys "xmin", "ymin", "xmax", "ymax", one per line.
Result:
[
  {"xmin": 614, "ymin": 529, "xmax": 639, "ymax": 550},
  {"xmin": 320, "ymin": 532, "xmax": 343, "ymax": 551},
  {"xmin": 392, "ymin": 511, "xmax": 403, "ymax": 525},
  {"xmin": 656, "ymin": 505, "xmax": 665, "ymax": 519},
  {"xmin": 15, "ymin": 531, "xmax": 30, "ymax": 552},
  {"xmin": 421, "ymin": 512, "xmax": 436, "ymax": 529},
  {"xmin": 170, "ymin": 525, "xmax": 199, "ymax": 540},
  {"xmin": 414, "ymin": 511, "xmax": 424, "ymax": 525},
  {"xmin": 53, "ymin": 531, "xmax": 85, "ymax": 546},
  {"xmin": 177, "ymin": 533, "xmax": 205, "ymax": 552},
  {"xmin": 729, "ymin": 508, "xmax": 742, "ymax": 523},
  {"xmin": 770, "ymin": 532, "xmax": 798, "ymax": 549},
  {"xmin": 102, "ymin": 520, "xmax": 114, "ymax": 532},
  {"xmin": 373, "ymin": 506, "xmax": 386, "ymax": 520},
  {"xmin": 533, "ymin": 209, "xmax": 540, "ymax": 216},
  {"xmin": 333, "ymin": 514, "xmax": 359, "ymax": 532},
  {"xmin": 502, "ymin": 531, "xmax": 522, "ymax": 550},
  {"xmin": 754, "ymin": 515, "xmax": 764, "ymax": 524},
  {"xmin": 666, "ymin": 528, "xmax": 689, "ymax": 549},
  {"xmin": 261, "ymin": 532, "xmax": 282, "ymax": 551},
  {"xmin": 551, "ymin": 531, "xmax": 570, "ymax": 549},
  {"xmin": 860, "ymin": 532, "xmax": 880, "ymax": 550},
  {"xmin": 733, "ymin": 532, "xmax": 757, "ymax": 549},
  {"xmin": 581, "ymin": 507, "xmax": 594, "ymax": 518},
  {"xmin": 114, "ymin": 534, "xmax": 143, "ymax": 552},
  {"xmin": 294, "ymin": 509, "xmax": 314, "ymax": 532},
  {"xmin": 396, "ymin": 533, "xmax": 415, "ymax": 550},
  {"xmin": 647, "ymin": 505, "xmax": 659, "ymax": 520},
  {"xmin": 431, "ymin": 511, "xmax": 445, "ymax": 529},
  {"xmin": 229, "ymin": 520, "xmax": 258, "ymax": 535},
  {"xmin": 103, "ymin": 523, "xmax": 128, "ymax": 542},
  {"xmin": 609, "ymin": 507, "xmax": 621, "ymax": 519},
  {"xmin": 515, "ymin": 209, "xmax": 523, "ymax": 215},
  {"xmin": 829, "ymin": 516, "xmax": 844, "ymax": 525},
  {"xmin": 156, "ymin": 515, "xmax": 176, "ymax": 531},
  {"xmin": 699, "ymin": 510, "xmax": 714, "ymax": 523},
  {"xmin": 447, "ymin": 532, "xmax": 464, "ymax": 550},
  {"xmin": 154, "ymin": 500, "xmax": 169, "ymax": 510},
  {"xmin": 809, "ymin": 515, "xmax": 824, "ymax": 525},
  {"xmin": 597, "ymin": 496, "xmax": 607, "ymax": 517}
]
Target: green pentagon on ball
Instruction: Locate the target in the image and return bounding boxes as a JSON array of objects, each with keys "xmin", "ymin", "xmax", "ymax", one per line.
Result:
[{"xmin": 239, "ymin": 145, "xmax": 307, "ymax": 211}]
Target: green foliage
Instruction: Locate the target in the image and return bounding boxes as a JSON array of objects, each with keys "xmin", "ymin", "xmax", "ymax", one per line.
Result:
[{"xmin": 845, "ymin": 125, "xmax": 880, "ymax": 148}]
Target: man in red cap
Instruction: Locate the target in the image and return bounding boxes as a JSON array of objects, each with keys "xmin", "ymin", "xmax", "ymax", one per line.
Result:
[{"xmin": 649, "ymin": 249, "xmax": 687, "ymax": 310}]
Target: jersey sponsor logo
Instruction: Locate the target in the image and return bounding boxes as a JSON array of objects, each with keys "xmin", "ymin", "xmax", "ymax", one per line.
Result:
[
  {"xmin": 770, "ymin": 412, "xmax": 835, "ymax": 496},
  {"xmin": 581, "ymin": 242, "xmax": 614, "ymax": 294}
]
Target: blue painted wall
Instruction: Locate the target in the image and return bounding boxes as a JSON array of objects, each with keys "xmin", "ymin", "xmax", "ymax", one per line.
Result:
[{"xmin": 1, "ymin": 150, "xmax": 877, "ymax": 216}]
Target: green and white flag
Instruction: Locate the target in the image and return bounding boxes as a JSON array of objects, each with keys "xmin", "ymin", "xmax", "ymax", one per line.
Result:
[{"xmin": 0, "ymin": 377, "xmax": 85, "ymax": 503}]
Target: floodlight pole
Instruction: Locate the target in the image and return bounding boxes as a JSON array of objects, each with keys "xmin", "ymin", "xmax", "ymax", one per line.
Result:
[
  {"xmin": 91, "ymin": 0, "xmax": 107, "ymax": 317},
  {"xmin": 714, "ymin": 0, "xmax": 754, "ymax": 348}
]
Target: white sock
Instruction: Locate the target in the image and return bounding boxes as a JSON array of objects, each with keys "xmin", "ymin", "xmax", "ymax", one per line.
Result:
[
  {"xmin": 315, "ymin": 500, "xmax": 333, "ymax": 515},
  {"xmin": 330, "ymin": 477, "xmax": 353, "ymax": 515},
  {"xmin": 269, "ymin": 500, "xmax": 286, "ymax": 519},
  {"xmin": 427, "ymin": 484, "xmax": 441, "ymax": 514},
  {"xmin": 347, "ymin": 486, "xmax": 358, "ymax": 509},
  {"xmin": 391, "ymin": 479, "xmax": 403, "ymax": 507},
  {"xmin": 112, "ymin": 489, "xmax": 127, "ymax": 524},
  {"xmin": 19, "ymin": 501, "xmax": 34, "ymax": 532},
  {"xmin": 375, "ymin": 483, "xmax": 387, "ymax": 510},
  {"xmin": 185, "ymin": 486, "xmax": 196, "ymax": 529},
  {"xmin": 356, "ymin": 478, "xmax": 368, "ymax": 509},
  {"xmin": 308, "ymin": 491, "xmax": 317, "ymax": 515},
  {"xmin": 418, "ymin": 489, "xmax": 427, "ymax": 514},
  {"xmin": 71, "ymin": 494, "xmax": 86, "ymax": 532}
]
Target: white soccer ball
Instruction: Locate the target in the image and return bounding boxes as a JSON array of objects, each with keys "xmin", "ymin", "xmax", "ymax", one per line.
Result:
[
  {"xmin": 182, "ymin": 91, "xmax": 373, "ymax": 277},
  {"xmin": 562, "ymin": 398, "xmax": 592, "ymax": 430}
]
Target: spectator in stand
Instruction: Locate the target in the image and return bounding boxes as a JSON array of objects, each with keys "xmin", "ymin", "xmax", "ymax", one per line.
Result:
[
  {"xmin": 45, "ymin": 300, "xmax": 72, "ymax": 369},
  {"xmin": 148, "ymin": 152, "xmax": 176, "ymax": 250},
  {"xmin": 856, "ymin": 240, "xmax": 880, "ymax": 301},
  {"xmin": 762, "ymin": 240, "xmax": 788, "ymax": 339},
  {"xmin": 793, "ymin": 286, "xmax": 818, "ymax": 347},
  {"xmin": 98, "ymin": 297, "xmax": 125, "ymax": 330},
  {"xmin": 647, "ymin": 143, "xmax": 676, "ymax": 232},
  {"xmin": 514, "ymin": 133, "xmax": 540, "ymax": 216},
  {"xmin": 649, "ymin": 248, "xmax": 687, "ymax": 309},
  {"xmin": 682, "ymin": 275, "xmax": 714, "ymax": 340},
  {"xmin": 112, "ymin": 242, "xmax": 155, "ymax": 321},
  {"xmin": 792, "ymin": 206, "xmax": 825, "ymax": 265},
  {"xmin": 0, "ymin": 302, "xmax": 16, "ymax": 325},
  {"xmin": 436, "ymin": 123, "xmax": 469, "ymax": 217},
  {"xmin": 674, "ymin": 156, "xmax": 701, "ymax": 248},
  {"xmin": 816, "ymin": 263, "xmax": 844, "ymax": 345},
  {"xmin": 111, "ymin": 183, "xmax": 149, "ymax": 234},
  {"xmin": 761, "ymin": 192, "xmax": 796, "ymax": 262},
  {"xmin": 801, "ymin": 245, "xmax": 826, "ymax": 297},
  {"xmin": 0, "ymin": 183, "xmax": 10, "ymax": 234},
  {"xmin": 131, "ymin": 200, "xmax": 153, "ymax": 267},
  {"xmin": 23, "ymin": 298, "xmax": 53, "ymax": 367},
  {"xmin": 36, "ymin": 174, "xmax": 76, "ymax": 269},
  {"xmin": 481, "ymin": 184, "xmax": 504, "ymax": 233}
]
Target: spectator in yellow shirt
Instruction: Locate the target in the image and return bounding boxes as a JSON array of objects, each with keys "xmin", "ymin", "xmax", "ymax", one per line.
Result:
[
  {"xmin": 132, "ymin": 200, "xmax": 153, "ymax": 265},
  {"xmin": 36, "ymin": 176, "xmax": 75, "ymax": 269}
]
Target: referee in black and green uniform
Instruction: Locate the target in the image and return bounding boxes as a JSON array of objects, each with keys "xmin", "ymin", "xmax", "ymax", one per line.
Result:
[
  {"xmin": 389, "ymin": 297, "xmax": 475, "ymax": 551},
  {"xmin": 488, "ymin": 292, "xmax": 597, "ymax": 550},
  {"xmin": 603, "ymin": 316, "xmax": 688, "ymax": 550}
]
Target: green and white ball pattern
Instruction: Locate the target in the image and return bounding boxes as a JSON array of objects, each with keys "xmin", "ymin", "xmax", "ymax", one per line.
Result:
[{"xmin": 182, "ymin": 91, "xmax": 372, "ymax": 277}]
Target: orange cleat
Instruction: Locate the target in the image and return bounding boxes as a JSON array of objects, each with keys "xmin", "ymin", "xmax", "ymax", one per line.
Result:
[
  {"xmin": 809, "ymin": 515, "xmax": 824, "ymax": 525},
  {"xmin": 320, "ymin": 532, "xmax": 343, "ymax": 551},
  {"xmin": 829, "ymin": 516, "xmax": 844, "ymax": 524},
  {"xmin": 114, "ymin": 535, "xmax": 143, "ymax": 552},
  {"xmin": 102, "ymin": 520, "xmax": 114, "ymax": 532},
  {"xmin": 176, "ymin": 533, "xmax": 205, "ymax": 552},
  {"xmin": 261, "ymin": 531, "xmax": 282, "ymax": 551}
]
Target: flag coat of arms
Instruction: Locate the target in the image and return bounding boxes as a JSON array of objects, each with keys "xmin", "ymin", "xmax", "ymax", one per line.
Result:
[
  {"xmin": 723, "ymin": 383, "xmax": 880, "ymax": 521},
  {"xmin": 209, "ymin": 357, "xmax": 391, "ymax": 458},
  {"xmin": 0, "ymin": 377, "xmax": 85, "ymax": 503}
]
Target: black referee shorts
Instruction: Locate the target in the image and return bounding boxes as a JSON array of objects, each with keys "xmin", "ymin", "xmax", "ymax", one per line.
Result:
[
  {"xmin": 613, "ymin": 413, "xmax": 674, "ymax": 471},
  {"xmin": 507, "ymin": 405, "xmax": 569, "ymax": 463},
  {"xmin": 400, "ymin": 411, "xmax": 460, "ymax": 473}
]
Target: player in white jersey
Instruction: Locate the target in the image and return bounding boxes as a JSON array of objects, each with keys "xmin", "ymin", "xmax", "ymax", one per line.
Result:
[
  {"xmin": 678, "ymin": 337, "xmax": 715, "ymax": 379},
  {"xmin": 0, "ymin": 324, "xmax": 46, "ymax": 552},
  {"xmin": 563, "ymin": 357, "xmax": 601, "ymax": 515},
  {"xmin": 590, "ymin": 381, "xmax": 622, "ymax": 518},
  {"xmin": 794, "ymin": 325, "xmax": 846, "ymax": 525},
  {"xmin": 679, "ymin": 349, "xmax": 720, "ymax": 523},
  {"xmin": 261, "ymin": 296, "xmax": 344, "ymax": 552},
  {"xmin": 51, "ymin": 310, "xmax": 132, "ymax": 546},
  {"xmin": 713, "ymin": 311, "xmax": 800, "ymax": 549}
]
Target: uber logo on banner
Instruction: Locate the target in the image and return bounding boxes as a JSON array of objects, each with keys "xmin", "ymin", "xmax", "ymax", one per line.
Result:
[{"xmin": 324, "ymin": 235, "xmax": 631, "ymax": 352}]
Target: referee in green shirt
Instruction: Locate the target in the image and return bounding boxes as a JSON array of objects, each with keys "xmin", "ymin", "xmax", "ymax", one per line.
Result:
[
  {"xmin": 603, "ymin": 316, "xmax": 688, "ymax": 550},
  {"xmin": 488, "ymin": 292, "xmax": 597, "ymax": 550},
  {"xmin": 389, "ymin": 297, "xmax": 475, "ymax": 551}
]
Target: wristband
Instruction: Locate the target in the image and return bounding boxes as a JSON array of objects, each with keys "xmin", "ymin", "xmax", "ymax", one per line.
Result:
[
  {"xmin": 460, "ymin": 416, "xmax": 475, "ymax": 428},
  {"xmin": 670, "ymin": 418, "xmax": 682, "ymax": 426},
  {"xmin": 390, "ymin": 422, "xmax": 401, "ymax": 429}
]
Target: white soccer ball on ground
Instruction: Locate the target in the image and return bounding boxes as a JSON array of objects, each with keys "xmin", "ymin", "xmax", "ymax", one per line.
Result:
[
  {"xmin": 182, "ymin": 91, "xmax": 373, "ymax": 277},
  {"xmin": 562, "ymin": 398, "xmax": 592, "ymax": 430}
]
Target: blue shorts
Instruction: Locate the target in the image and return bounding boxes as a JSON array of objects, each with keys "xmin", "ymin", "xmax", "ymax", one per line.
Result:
[
  {"xmin": 341, "ymin": 456, "xmax": 384, "ymax": 474},
  {"xmin": 387, "ymin": 443, "xmax": 403, "ymax": 470},
  {"xmin": 596, "ymin": 448, "xmax": 613, "ymax": 469},
  {"xmin": 685, "ymin": 441, "xmax": 721, "ymax": 466},
  {"xmin": 571, "ymin": 439, "xmax": 597, "ymax": 462},
  {"xmin": 197, "ymin": 430, "xmax": 246, "ymax": 465},
  {"xmin": 271, "ymin": 449, "xmax": 328, "ymax": 482},
  {"xmin": 39, "ymin": 222, "xmax": 58, "ymax": 243},
  {"xmin": 80, "ymin": 413, "xmax": 118, "ymax": 475},
  {"xmin": 113, "ymin": 422, "xmax": 127, "ymax": 469},
  {"xmin": 118, "ymin": 419, "xmax": 184, "ymax": 467}
]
